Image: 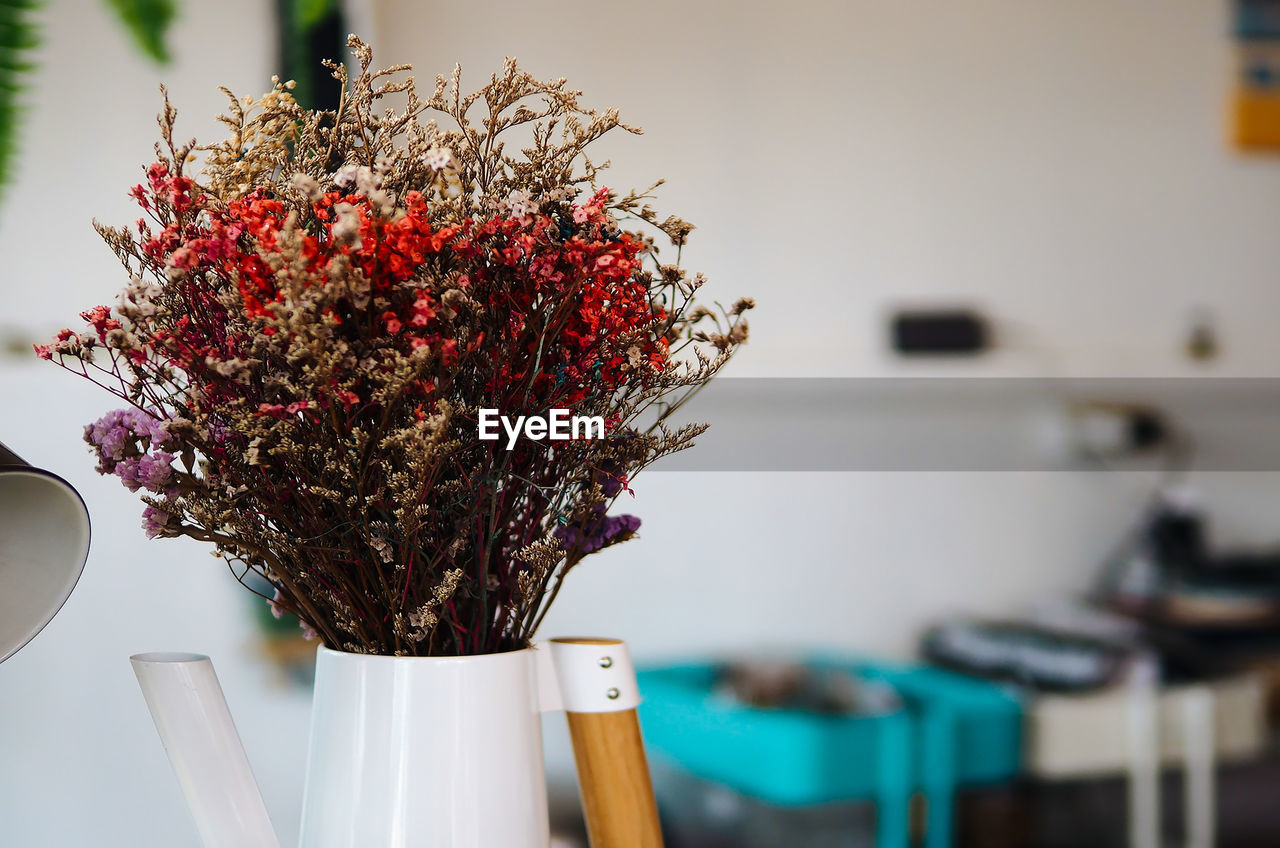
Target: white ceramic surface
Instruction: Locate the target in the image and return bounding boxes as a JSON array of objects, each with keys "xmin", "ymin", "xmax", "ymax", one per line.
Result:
[
  {"xmin": 131, "ymin": 652, "xmax": 281, "ymax": 848},
  {"xmin": 299, "ymin": 646, "xmax": 550, "ymax": 848}
]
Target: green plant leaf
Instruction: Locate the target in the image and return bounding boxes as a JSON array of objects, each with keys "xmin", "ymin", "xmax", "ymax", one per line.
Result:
[
  {"xmin": 293, "ymin": 0, "xmax": 335, "ymax": 30},
  {"xmin": 0, "ymin": 0, "xmax": 39, "ymax": 192},
  {"xmin": 103, "ymin": 0, "xmax": 176, "ymax": 64}
]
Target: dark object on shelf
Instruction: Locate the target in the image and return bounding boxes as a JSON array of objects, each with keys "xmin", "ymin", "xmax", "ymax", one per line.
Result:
[
  {"xmin": 1099, "ymin": 489, "xmax": 1280, "ymax": 632},
  {"xmin": 1148, "ymin": 499, "xmax": 1208, "ymax": 576},
  {"xmin": 1126, "ymin": 407, "xmax": 1169, "ymax": 450},
  {"xmin": 1184, "ymin": 308, "xmax": 1219, "ymax": 362},
  {"xmin": 891, "ymin": 310, "xmax": 989, "ymax": 355}
]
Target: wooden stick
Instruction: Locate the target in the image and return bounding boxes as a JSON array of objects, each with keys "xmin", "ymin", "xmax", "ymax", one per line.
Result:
[
  {"xmin": 565, "ymin": 708, "xmax": 664, "ymax": 848},
  {"xmin": 553, "ymin": 637, "xmax": 664, "ymax": 848}
]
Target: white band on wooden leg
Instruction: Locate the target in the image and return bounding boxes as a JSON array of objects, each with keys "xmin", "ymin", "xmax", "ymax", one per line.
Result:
[{"xmin": 539, "ymin": 638, "xmax": 642, "ymax": 714}]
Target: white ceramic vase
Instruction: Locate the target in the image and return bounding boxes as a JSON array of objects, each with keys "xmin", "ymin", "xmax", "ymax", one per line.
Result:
[{"xmin": 298, "ymin": 646, "xmax": 550, "ymax": 848}]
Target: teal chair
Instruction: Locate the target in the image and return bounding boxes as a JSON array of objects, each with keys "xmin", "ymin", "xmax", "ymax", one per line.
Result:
[{"xmin": 638, "ymin": 659, "xmax": 1022, "ymax": 848}]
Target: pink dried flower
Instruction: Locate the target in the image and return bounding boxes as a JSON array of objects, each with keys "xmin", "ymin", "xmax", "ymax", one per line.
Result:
[{"xmin": 142, "ymin": 505, "xmax": 172, "ymax": 539}]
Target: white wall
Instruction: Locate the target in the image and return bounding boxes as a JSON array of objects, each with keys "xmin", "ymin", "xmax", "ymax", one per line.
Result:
[
  {"xmin": 362, "ymin": 0, "xmax": 1280, "ymax": 378},
  {"xmin": 5, "ymin": 1, "xmax": 1280, "ymax": 846}
]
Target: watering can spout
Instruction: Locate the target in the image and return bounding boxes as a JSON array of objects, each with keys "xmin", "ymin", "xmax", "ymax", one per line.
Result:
[{"xmin": 131, "ymin": 652, "xmax": 281, "ymax": 848}]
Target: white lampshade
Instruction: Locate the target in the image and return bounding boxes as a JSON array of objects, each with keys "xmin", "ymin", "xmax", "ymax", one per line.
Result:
[{"xmin": 0, "ymin": 442, "xmax": 90, "ymax": 663}]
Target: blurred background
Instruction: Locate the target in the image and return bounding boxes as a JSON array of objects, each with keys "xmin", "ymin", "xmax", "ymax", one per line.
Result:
[{"xmin": 6, "ymin": 1, "xmax": 1280, "ymax": 846}]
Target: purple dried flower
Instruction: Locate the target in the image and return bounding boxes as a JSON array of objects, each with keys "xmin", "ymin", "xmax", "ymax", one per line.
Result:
[
  {"xmin": 205, "ymin": 418, "xmax": 230, "ymax": 444},
  {"xmin": 552, "ymin": 463, "xmax": 640, "ymax": 554},
  {"xmin": 600, "ymin": 474, "xmax": 622, "ymax": 498},
  {"xmin": 141, "ymin": 504, "xmax": 172, "ymax": 539},
  {"xmin": 84, "ymin": 410, "xmax": 133, "ymax": 470},
  {"xmin": 136, "ymin": 451, "xmax": 176, "ymax": 492},
  {"xmin": 597, "ymin": 461, "xmax": 629, "ymax": 498},
  {"xmin": 114, "ymin": 458, "xmax": 142, "ymax": 492},
  {"xmin": 603, "ymin": 513, "xmax": 641, "ymax": 540},
  {"xmin": 85, "ymin": 408, "xmax": 176, "ymax": 493},
  {"xmin": 269, "ymin": 589, "xmax": 287, "ymax": 619},
  {"xmin": 114, "ymin": 452, "xmax": 175, "ymax": 494},
  {"xmin": 555, "ymin": 511, "xmax": 640, "ymax": 554}
]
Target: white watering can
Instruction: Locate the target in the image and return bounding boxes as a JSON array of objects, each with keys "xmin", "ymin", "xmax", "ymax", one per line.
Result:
[{"xmin": 131, "ymin": 636, "xmax": 664, "ymax": 848}]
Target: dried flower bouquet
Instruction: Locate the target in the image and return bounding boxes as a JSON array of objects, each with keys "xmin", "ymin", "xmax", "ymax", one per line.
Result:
[{"xmin": 39, "ymin": 37, "xmax": 751, "ymax": 656}]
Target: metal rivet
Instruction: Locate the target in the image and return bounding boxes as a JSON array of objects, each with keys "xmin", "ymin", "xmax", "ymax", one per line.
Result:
[
  {"xmin": 607, "ymin": 687, "xmax": 621, "ymax": 700},
  {"xmin": 599, "ymin": 656, "xmax": 613, "ymax": 669}
]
